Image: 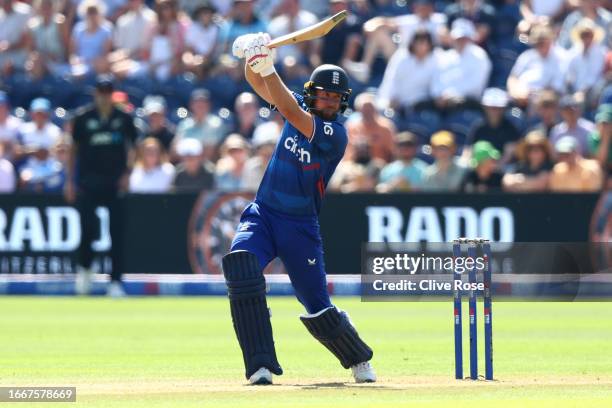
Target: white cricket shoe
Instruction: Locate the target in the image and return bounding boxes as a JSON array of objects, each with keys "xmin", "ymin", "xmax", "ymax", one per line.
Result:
[
  {"xmin": 248, "ymin": 367, "xmax": 272, "ymax": 385},
  {"xmin": 107, "ymin": 281, "xmax": 126, "ymax": 298},
  {"xmin": 75, "ymin": 265, "xmax": 94, "ymax": 295},
  {"xmin": 351, "ymin": 361, "xmax": 376, "ymax": 383}
]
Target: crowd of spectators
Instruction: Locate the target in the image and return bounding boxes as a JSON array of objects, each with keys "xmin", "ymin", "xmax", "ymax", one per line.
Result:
[{"xmin": 0, "ymin": 0, "xmax": 610, "ymax": 195}]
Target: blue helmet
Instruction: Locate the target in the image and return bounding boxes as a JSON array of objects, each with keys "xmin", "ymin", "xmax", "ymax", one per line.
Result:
[{"xmin": 303, "ymin": 64, "xmax": 351, "ymax": 115}]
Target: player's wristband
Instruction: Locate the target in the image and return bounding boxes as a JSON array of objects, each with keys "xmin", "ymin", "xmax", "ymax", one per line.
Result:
[{"xmin": 260, "ymin": 64, "xmax": 276, "ymax": 77}]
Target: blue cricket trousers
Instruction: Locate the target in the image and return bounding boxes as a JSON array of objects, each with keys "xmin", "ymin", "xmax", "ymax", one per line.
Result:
[{"xmin": 230, "ymin": 201, "xmax": 332, "ymax": 314}]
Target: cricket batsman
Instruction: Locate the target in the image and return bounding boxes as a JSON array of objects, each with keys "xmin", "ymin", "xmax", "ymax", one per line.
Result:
[{"xmin": 222, "ymin": 32, "xmax": 376, "ymax": 385}]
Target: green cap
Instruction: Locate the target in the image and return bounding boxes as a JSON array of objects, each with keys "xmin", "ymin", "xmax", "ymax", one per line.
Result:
[
  {"xmin": 471, "ymin": 140, "xmax": 500, "ymax": 167},
  {"xmin": 595, "ymin": 104, "xmax": 612, "ymax": 123}
]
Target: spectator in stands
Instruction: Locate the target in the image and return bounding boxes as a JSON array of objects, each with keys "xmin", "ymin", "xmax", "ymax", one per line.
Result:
[
  {"xmin": 145, "ymin": 0, "xmax": 186, "ymax": 81},
  {"xmin": 219, "ymin": 0, "xmax": 267, "ymax": 55},
  {"xmin": 232, "ymin": 92, "xmax": 260, "ymax": 140},
  {"xmin": 18, "ymin": 141, "xmax": 65, "ymax": 193},
  {"xmin": 175, "ymin": 88, "xmax": 227, "ymax": 161},
  {"xmin": 431, "ymin": 19, "xmax": 491, "ymax": 112},
  {"xmin": 376, "ymin": 131, "xmax": 426, "ymax": 192},
  {"xmin": 184, "ymin": 1, "xmax": 220, "ymax": 79},
  {"xmin": 565, "ymin": 18, "xmax": 607, "ymax": 101},
  {"xmin": 312, "ymin": 0, "xmax": 362, "ymax": 70},
  {"xmin": 140, "ymin": 95, "xmax": 175, "ymax": 152},
  {"xmin": 550, "ymin": 94, "xmax": 596, "ymax": 157},
  {"xmin": 70, "ymin": 0, "xmax": 113, "ymax": 77},
  {"xmin": 549, "ymin": 136, "xmax": 603, "ymax": 192},
  {"xmin": 461, "ymin": 140, "xmax": 503, "ymax": 192},
  {"xmin": 507, "ymin": 24, "xmax": 566, "ymax": 106},
  {"xmin": 51, "ymin": 134, "xmax": 71, "ymax": 169},
  {"xmin": 520, "ymin": 0, "xmax": 568, "ymax": 22},
  {"xmin": 129, "ymin": 137, "xmax": 175, "ymax": 192},
  {"xmin": 0, "ymin": 143, "xmax": 16, "ymax": 193},
  {"xmin": 94, "ymin": 0, "xmax": 130, "ymax": 22},
  {"xmin": 557, "ymin": 0, "xmax": 611, "ymax": 50},
  {"xmin": 528, "ymin": 89, "xmax": 559, "ymax": 137},
  {"xmin": 109, "ymin": 0, "xmax": 156, "ymax": 79},
  {"xmin": 111, "ymin": 90, "xmax": 133, "ymax": 112},
  {"xmin": 252, "ymin": 110, "xmax": 283, "ymax": 145},
  {"xmin": 241, "ymin": 130, "xmax": 277, "ymax": 192},
  {"xmin": 215, "ymin": 133, "xmax": 250, "ymax": 191},
  {"xmin": 421, "ymin": 130, "xmax": 466, "ymax": 192},
  {"xmin": 589, "ymin": 103, "xmax": 612, "ymax": 175},
  {"xmin": 464, "ymin": 88, "xmax": 521, "ymax": 164},
  {"xmin": 377, "ymin": 29, "xmax": 439, "ymax": 114},
  {"xmin": 0, "ymin": 0, "xmax": 31, "ymax": 75},
  {"xmin": 172, "ymin": 137, "xmax": 215, "ymax": 192},
  {"xmin": 268, "ymin": 0, "xmax": 317, "ymax": 64},
  {"xmin": 0, "ymin": 91, "xmax": 22, "ymax": 161},
  {"xmin": 443, "ymin": 0, "xmax": 496, "ymax": 48},
  {"xmin": 347, "ymin": 92, "xmax": 396, "ymax": 164},
  {"xmin": 502, "ymin": 130, "xmax": 552, "ymax": 192},
  {"xmin": 353, "ymin": 0, "xmax": 446, "ymax": 83},
  {"xmin": 27, "ymin": 0, "xmax": 70, "ymax": 79},
  {"xmin": 17, "ymin": 98, "xmax": 62, "ymax": 160},
  {"xmin": 330, "ymin": 139, "xmax": 384, "ymax": 193}
]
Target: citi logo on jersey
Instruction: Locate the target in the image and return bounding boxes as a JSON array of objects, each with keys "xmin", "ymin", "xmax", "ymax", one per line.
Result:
[{"xmin": 284, "ymin": 136, "xmax": 311, "ymax": 163}]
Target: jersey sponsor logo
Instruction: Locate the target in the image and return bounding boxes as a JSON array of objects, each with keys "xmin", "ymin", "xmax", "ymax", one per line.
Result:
[
  {"xmin": 284, "ymin": 135, "xmax": 311, "ymax": 164},
  {"xmin": 91, "ymin": 132, "xmax": 123, "ymax": 145},
  {"xmin": 91, "ymin": 132, "xmax": 113, "ymax": 145},
  {"xmin": 323, "ymin": 123, "xmax": 333, "ymax": 135}
]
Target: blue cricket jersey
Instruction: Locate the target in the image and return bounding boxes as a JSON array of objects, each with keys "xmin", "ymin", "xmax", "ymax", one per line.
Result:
[{"xmin": 255, "ymin": 93, "xmax": 348, "ymax": 216}]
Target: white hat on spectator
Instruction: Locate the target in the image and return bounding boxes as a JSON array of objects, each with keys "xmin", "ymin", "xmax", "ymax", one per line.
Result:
[
  {"xmin": 143, "ymin": 96, "xmax": 166, "ymax": 115},
  {"xmin": 554, "ymin": 136, "xmax": 578, "ymax": 154},
  {"xmin": 176, "ymin": 138, "xmax": 203, "ymax": 157},
  {"xmin": 252, "ymin": 122, "xmax": 280, "ymax": 148},
  {"xmin": 450, "ymin": 18, "xmax": 476, "ymax": 40},
  {"xmin": 481, "ymin": 88, "xmax": 509, "ymax": 108}
]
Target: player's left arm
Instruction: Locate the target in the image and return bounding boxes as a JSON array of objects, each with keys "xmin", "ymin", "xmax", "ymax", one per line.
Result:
[
  {"xmin": 242, "ymin": 33, "xmax": 314, "ymax": 138},
  {"xmin": 262, "ymin": 73, "xmax": 314, "ymax": 139}
]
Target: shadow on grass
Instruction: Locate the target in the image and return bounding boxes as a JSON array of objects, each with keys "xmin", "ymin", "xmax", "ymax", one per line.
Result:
[{"xmin": 292, "ymin": 382, "xmax": 405, "ymax": 390}]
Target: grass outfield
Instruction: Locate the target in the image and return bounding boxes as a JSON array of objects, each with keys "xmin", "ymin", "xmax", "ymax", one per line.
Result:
[{"xmin": 0, "ymin": 297, "xmax": 611, "ymax": 407}]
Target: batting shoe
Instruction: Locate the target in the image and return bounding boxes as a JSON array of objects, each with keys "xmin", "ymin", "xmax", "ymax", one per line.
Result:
[
  {"xmin": 351, "ymin": 361, "xmax": 376, "ymax": 383},
  {"xmin": 75, "ymin": 265, "xmax": 94, "ymax": 295},
  {"xmin": 248, "ymin": 367, "xmax": 273, "ymax": 385}
]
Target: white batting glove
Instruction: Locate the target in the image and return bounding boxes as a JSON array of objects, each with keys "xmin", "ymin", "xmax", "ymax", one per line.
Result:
[
  {"xmin": 244, "ymin": 33, "xmax": 276, "ymax": 77},
  {"xmin": 232, "ymin": 33, "xmax": 258, "ymax": 58}
]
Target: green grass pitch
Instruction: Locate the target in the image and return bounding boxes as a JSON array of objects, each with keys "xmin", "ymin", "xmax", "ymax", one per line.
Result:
[{"xmin": 0, "ymin": 297, "xmax": 611, "ymax": 407}]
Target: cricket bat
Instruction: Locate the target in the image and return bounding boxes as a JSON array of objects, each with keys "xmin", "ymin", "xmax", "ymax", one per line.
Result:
[{"xmin": 232, "ymin": 11, "xmax": 348, "ymax": 58}]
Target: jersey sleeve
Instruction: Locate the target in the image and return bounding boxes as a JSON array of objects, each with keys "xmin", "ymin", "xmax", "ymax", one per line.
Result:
[{"xmin": 309, "ymin": 115, "xmax": 348, "ymax": 159}]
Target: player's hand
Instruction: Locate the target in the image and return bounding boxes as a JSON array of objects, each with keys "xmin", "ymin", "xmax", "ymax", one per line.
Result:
[
  {"xmin": 244, "ymin": 33, "xmax": 276, "ymax": 77},
  {"xmin": 232, "ymin": 33, "xmax": 258, "ymax": 59}
]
